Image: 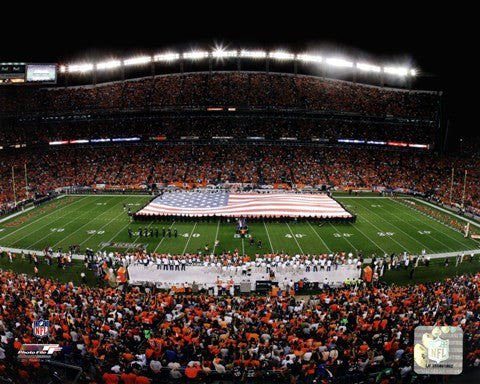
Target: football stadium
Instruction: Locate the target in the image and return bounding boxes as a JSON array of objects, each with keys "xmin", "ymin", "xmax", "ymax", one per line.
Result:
[{"xmin": 0, "ymin": 20, "xmax": 479, "ymax": 384}]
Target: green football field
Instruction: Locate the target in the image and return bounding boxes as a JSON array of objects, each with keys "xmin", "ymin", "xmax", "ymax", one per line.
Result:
[{"xmin": 0, "ymin": 194, "xmax": 479, "ymax": 257}]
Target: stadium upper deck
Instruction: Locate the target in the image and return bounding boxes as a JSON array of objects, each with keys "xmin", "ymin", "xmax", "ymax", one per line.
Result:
[
  {"xmin": 0, "ymin": 71, "xmax": 441, "ymax": 149},
  {"xmin": 0, "ymin": 72, "xmax": 440, "ymax": 117}
]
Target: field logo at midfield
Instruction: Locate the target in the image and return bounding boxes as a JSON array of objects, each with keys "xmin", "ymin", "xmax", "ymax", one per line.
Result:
[
  {"xmin": 99, "ymin": 242, "xmax": 147, "ymax": 250},
  {"xmin": 32, "ymin": 320, "xmax": 49, "ymax": 338},
  {"xmin": 414, "ymin": 326, "xmax": 463, "ymax": 375}
]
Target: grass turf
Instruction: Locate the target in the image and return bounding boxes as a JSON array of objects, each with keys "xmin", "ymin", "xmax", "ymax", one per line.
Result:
[
  {"xmin": 0, "ymin": 193, "xmax": 479, "ymax": 287},
  {"xmin": 0, "ymin": 255, "xmax": 99, "ymax": 286},
  {"xmin": 0, "ymin": 194, "xmax": 478, "ymax": 257},
  {"xmin": 379, "ymin": 255, "xmax": 480, "ymax": 286},
  {"xmin": 1, "ymin": 251, "xmax": 480, "ymax": 288}
]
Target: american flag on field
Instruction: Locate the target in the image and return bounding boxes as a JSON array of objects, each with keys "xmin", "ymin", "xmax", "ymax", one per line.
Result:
[{"xmin": 137, "ymin": 192, "xmax": 352, "ymax": 218}]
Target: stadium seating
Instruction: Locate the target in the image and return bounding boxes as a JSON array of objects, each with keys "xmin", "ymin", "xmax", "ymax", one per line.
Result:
[
  {"xmin": 0, "ymin": 72, "xmax": 440, "ymax": 118},
  {"xmin": 0, "ymin": 270, "xmax": 479, "ymax": 383},
  {"xmin": 1, "ymin": 144, "xmax": 478, "ymax": 217},
  {"xmin": 0, "ymin": 70, "xmax": 479, "ymax": 384}
]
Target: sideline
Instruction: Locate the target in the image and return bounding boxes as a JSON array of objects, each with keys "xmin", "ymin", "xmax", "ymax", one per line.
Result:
[
  {"xmin": 0, "ymin": 195, "xmax": 67, "ymax": 224},
  {"xmin": 1, "ymin": 245, "xmax": 479, "ymax": 264},
  {"xmin": 413, "ymin": 198, "xmax": 480, "ymax": 229},
  {"xmin": 65, "ymin": 193, "xmax": 152, "ymax": 198}
]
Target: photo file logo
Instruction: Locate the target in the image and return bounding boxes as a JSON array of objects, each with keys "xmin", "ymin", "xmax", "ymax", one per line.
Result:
[{"xmin": 18, "ymin": 344, "xmax": 62, "ymax": 359}]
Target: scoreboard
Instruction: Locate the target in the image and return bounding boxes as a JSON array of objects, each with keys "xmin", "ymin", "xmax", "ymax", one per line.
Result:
[
  {"xmin": 0, "ymin": 63, "xmax": 57, "ymax": 84},
  {"xmin": 0, "ymin": 63, "xmax": 25, "ymax": 83}
]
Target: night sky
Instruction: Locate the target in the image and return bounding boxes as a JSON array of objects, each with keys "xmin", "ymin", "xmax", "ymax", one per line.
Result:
[{"xmin": 1, "ymin": 5, "xmax": 474, "ymax": 142}]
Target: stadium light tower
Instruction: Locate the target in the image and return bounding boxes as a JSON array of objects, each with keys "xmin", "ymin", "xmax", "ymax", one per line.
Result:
[
  {"xmin": 269, "ymin": 51, "xmax": 295, "ymax": 61},
  {"xmin": 96, "ymin": 60, "xmax": 122, "ymax": 70},
  {"xmin": 356, "ymin": 62, "xmax": 381, "ymax": 73},
  {"xmin": 296, "ymin": 54, "xmax": 323, "ymax": 63},
  {"xmin": 68, "ymin": 63, "xmax": 94, "ymax": 73},
  {"xmin": 153, "ymin": 53, "xmax": 180, "ymax": 62},
  {"xmin": 212, "ymin": 48, "xmax": 238, "ymax": 59},
  {"xmin": 240, "ymin": 50, "xmax": 267, "ymax": 59},
  {"xmin": 123, "ymin": 56, "xmax": 152, "ymax": 66},
  {"xmin": 325, "ymin": 58, "xmax": 354, "ymax": 68},
  {"xmin": 59, "ymin": 45, "xmax": 419, "ymax": 87},
  {"xmin": 183, "ymin": 51, "xmax": 209, "ymax": 60},
  {"xmin": 383, "ymin": 66, "xmax": 409, "ymax": 76}
]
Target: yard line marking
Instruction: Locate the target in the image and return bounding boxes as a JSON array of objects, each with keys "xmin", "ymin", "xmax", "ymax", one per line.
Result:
[
  {"xmin": 79, "ymin": 200, "xmax": 136, "ymax": 246},
  {"xmin": 51, "ymin": 196, "xmax": 119, "ymax": 248},
  {"xmin": 286, "ymin": 222, "xmax": 304, "ymax": 255},
  {"xmin": 357, "ymin": 199, "xmax": 435, "ymax": 253},
  {"xmin": 152, "ymin": 222, "xmax": 176, "ymax": 253},
  {"xmin": 336, "ymin": 196, "xmax": 390, "ymax": 199},
  {"xmin": 0, "ymin": 196, "xmax": 89, "ymax": 241},
  {"xmin": 396, "ymin": 198, "xmax": 478, "ymax": 249},
  {"xmin": 328, "ymin": 222, "xmax": 358, "ymax": 252},
  {"xmin": 383, "ymin": 199, "xmax": 456, "ymax": 252},
  {"xmin": 306, "ymin": 220, "xmax": 333, "ymax": 253},
  {"xmin": 353, "ymin": 205, "xmax": 414, "ymax": 254},
  {"xmin": 242, "ymin": 237, "xmax": 245, "ymax": 256},
  {"xmin": 212, "ymin": 219, "xmax": 221, "ymax": 255},
  {"xmin": 347, "ymin": 222, "xmax": 388, "ymax": 255},
  {"xmin": 65, "ymin": 193, "xmax": 152, "ymax": 198},
  {"xmin": 11, "ymin": 197, "xmax": 97, "ymax": 248},
  {"xmin": 181, "ymin": 223, "xmax": 197, "ymax": 255},
  {"xmin": 263, "ymin": 221, "xmax": 274, "ymax": 253}
]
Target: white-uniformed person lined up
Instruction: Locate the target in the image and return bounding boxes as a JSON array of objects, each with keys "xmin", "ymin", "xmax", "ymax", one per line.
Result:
[{"xmin": 87, "ymin": 250, "xmax": 403, "ymax": 276}]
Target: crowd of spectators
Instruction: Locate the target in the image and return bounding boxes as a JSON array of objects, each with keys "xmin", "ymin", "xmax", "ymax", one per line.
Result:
[
  {"xmin": 0, "ymin": 143, "xmax": 478, "ymax": 214},
  {"xmin": 0, "ymin": 270, "xmax": 479, "ymax": 383},
  {"xmin": 0, "ymin": 72, "xmax": 440, "ymax": 119}
]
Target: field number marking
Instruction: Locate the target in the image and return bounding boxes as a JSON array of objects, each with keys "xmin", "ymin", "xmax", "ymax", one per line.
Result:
[{"xmin": 234, "ymin": 234, "xmax": 251, "ymax": 238}]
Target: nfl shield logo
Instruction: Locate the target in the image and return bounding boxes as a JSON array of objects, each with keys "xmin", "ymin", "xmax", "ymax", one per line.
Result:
[
  {"xmin": 33, "ymin": 320, "xmax": 50, "ymax": 338},
  {"xmin": 428, "ymin": 337, "xmax": 449, "ymax": 363}
]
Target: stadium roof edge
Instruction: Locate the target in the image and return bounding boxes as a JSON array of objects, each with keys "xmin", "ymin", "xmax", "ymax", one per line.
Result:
[{"xmin": 41, "ymin": 70, "xmax": 441, "ymax": 95}]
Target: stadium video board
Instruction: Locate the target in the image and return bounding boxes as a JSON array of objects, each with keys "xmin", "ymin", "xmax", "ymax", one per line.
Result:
[
  {"xmin": 26, "ymin": 64, "xmax": 57, "ymax": 83},
  {"xmin": 0, "ymin": 63, "xmax": 26, "ymax": 83},
  {"xmin": 0, "ymin": 63, "xmax": 57, "ymax": 84}
]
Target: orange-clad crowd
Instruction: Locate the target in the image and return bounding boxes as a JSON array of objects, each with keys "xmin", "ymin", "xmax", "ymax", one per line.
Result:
[
  {"xmin": 0, "ymin": 271, "xmax": 479, "ymax": 383},
  {"xmin": 1, "ymin": 144, "xmax": 478, "ymax": 217}
]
